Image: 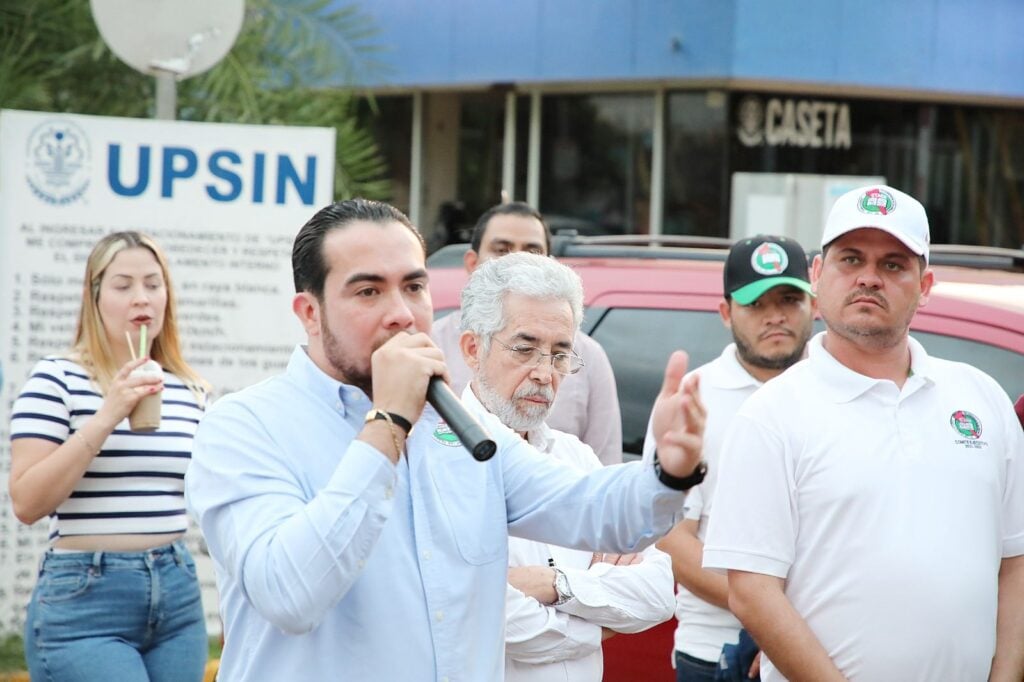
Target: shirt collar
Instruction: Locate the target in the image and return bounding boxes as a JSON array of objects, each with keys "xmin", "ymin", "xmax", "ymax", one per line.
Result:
[
  {"xmin": 808, "ymin": 332, "xmax": 935, "ymax": 403},
  {"xmin": 526, "ymin": 420, "xmax": 555, "ymax": 454},
  {"xmin": 703, "ymin": 343, "xmax": 763, "ymax": 391},
  {"xmin": 286, "ymin": 345, "xmax": 371, "ymax": 418}
]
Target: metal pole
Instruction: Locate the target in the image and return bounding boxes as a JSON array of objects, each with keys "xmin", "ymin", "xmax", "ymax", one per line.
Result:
[
  {"xmin": 501, "ymin": 91, "xmax": 517, "ymax": 202},
  {"xmin": 649, "ymin": 89, "xmax": 665, "ymax": 235},
  {"xmin": 155, "ymin": 71, "xmax": 177, "ymax": 120},
  {"xmin": 409, "ymin": 91, "xmax": 424, "ymax": 229},
  {"xmin": 527, "ymin": 91, "xmax": 541, "ymax": 209}
]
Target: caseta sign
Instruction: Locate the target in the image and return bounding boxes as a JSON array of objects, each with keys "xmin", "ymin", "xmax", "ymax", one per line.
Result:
[
  {"xmin": 0, "ymin": 109, "xmax": 335, "ymax": 636},
  {"xmin": 736, "ymin": 95, "xmax": 852, "ymax": 150}
]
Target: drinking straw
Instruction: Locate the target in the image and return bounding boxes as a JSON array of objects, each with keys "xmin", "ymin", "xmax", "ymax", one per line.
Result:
[
  {"xmin": 126, "ymin": 331, "xmax": 138, "ymax": 361},
  {"xmin": 139, "ymin": 323, "xmax": 148, "ymax": 360}
]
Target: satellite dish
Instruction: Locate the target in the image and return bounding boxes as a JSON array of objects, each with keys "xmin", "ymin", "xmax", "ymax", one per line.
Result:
[{"xmin": 90, "ymin": 0, "xmax": 245, "ymax": 79}]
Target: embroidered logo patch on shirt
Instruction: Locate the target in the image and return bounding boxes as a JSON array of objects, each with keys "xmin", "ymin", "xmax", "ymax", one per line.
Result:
[
  {"xmin": 950, "ymin": 410, "xmax": 988, "ymax": 449},
  {"xmin": 432, "ymin": 420, "xmax": 462, "ymax": 447}
]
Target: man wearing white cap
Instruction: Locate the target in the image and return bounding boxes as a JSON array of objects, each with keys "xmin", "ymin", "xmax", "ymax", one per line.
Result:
[{"xmin": 703, "ymin": 185, "xmax": 1024, "ymax": 681}]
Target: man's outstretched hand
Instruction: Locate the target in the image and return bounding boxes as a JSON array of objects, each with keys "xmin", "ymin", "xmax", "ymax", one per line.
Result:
[{"xmin": 650, "ymin": 350, "xmax": 705, "ymax": 478}]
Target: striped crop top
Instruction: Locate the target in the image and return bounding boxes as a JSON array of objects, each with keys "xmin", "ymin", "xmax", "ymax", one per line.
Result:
[{"xmin": 10, "ymin": 356, "xmax": 206, "ymax": 542}]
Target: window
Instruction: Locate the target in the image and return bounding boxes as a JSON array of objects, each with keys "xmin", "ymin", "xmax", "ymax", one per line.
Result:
[
  {"xmin": 540, "ymin": 94, "xmax": 653, "ymax": 236},
  {"xmin": 664, "ymin": 92, "xmax": 729, "ymax": 237},
  {"xmin": 357, "ymin": 96, "xmax": 413, "ymax": 214},
  {"xmin": 458, "ymin": 93, "xmax": 507, "ymax": 221},
  {"xmin": 913, "ymin": 332, "xmax": 1024, "ymax": 400},
  {"xmin": 589, "ymin": 308, "xmax": 731, "ymax": 458},
  {"xmin": 589, "ymin": 309, "xmax": 1024, "ymax": 460},
  {"xmin": 729, "ymin": 93, "xmax": 1024, "ymax": 249}
]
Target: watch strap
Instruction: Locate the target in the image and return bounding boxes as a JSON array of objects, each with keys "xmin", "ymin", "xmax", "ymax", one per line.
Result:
[
  {"xmin": 365, "ymin": 409, "xmax": 413, "ymax": 434},
  {"xmin": 653, "ymin": 452, "xmax": 707, "ymax": 491}
]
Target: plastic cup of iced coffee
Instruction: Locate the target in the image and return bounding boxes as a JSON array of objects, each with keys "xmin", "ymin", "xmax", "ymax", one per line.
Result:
[{"xmin": 128, "ymin": 359, "xmax": 163, "ymax": 431}]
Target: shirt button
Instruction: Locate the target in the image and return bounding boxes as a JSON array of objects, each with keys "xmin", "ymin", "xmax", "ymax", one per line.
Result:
[
  {"xmin": 384, "ymin": 486, "xmax": 393, "ymax": 499},
  {"xmin": 435, "ymin": 610, "xmax": 444, "ymax": 622},
  {"xmin": 357, "ymin": 560, "xmax": 365, "ymax": 570},
  {"xmin": 422, "ymin": 550, "xmax": 431, "ymax": 561},
  {"xmin": 441, "ymin": 678, "xmax": 449, "ymax": 682}
]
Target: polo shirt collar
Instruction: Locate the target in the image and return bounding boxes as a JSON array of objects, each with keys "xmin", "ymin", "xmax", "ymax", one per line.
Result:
[
  {"xmin": 286, "ymin": 345, "xmax": 371, "ymax": 418},
  {"xmin": 704, "ymin": 343, "xmax": 763, "ymax": 391},
  {"xmin": 808, "ymin": 332, "xmax": 935, "ymax": 403}
]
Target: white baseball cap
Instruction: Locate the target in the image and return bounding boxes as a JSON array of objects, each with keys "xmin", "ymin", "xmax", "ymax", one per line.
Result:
[{"xmin": 822, "ymin": 184, "xmax": 930, "ymax": 263}]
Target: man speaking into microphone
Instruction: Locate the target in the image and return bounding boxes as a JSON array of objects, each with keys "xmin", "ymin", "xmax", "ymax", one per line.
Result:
[{"xmin": 186, "ymin": 199, "xmax": 705, "ymax": 681}]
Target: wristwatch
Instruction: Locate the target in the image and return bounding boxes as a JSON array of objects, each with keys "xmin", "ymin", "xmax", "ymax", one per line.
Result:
[
  {"xmin": 551, "ymin": 567, "xmax": 573, "ymax": 606},
  {"xmin": 364, "ymin": 409, "xmax": 413, "ymax": 434},
  {"xmin": 653, "ymin": 452, "xmax": 707, "ymax": 491}
]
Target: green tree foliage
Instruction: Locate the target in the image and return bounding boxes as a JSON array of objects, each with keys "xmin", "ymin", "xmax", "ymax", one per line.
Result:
[{"xmin": 0, "ymin": 0, "xmax": 390, "ymax": 200}]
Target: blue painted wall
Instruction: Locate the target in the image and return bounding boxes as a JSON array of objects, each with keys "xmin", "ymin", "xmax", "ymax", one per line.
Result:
[{"xmin": 351, "ymin": 0, "xmax": 1024, "ymax": 99}]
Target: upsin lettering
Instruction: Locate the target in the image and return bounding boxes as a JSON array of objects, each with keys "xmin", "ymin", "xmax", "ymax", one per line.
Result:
[{"xmin": 107, "ymin": 145, "xmax": 318, "ymax": 205}]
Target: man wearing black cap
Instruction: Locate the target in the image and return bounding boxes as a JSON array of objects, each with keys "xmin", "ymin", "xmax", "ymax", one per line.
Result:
[{"xmin": 643, "ymin": 235, "xmax": 815, "ymax": 682}]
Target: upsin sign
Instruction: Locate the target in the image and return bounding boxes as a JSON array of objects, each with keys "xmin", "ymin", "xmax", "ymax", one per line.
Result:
[{"xmin": 736, "ymin": 95, "xmax": 851, "ymax": 150}]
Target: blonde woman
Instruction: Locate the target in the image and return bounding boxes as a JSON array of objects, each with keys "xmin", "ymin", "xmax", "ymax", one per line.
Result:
[{"xmin": 10, "ymin": 231, "xmax": 209, "ymax": 681}]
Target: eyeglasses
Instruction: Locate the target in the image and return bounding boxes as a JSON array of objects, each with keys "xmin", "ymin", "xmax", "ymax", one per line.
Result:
[{"xmin": 491, "ymin": 337, "xmax": 585, "ymax": 375}]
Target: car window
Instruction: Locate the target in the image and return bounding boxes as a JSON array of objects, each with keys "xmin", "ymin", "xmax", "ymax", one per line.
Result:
[
  {"xmin": 592, "ymin": 309, "xmax": 1024, "ymax": 461},
  {"xmin": 589, "ymin": 308, "xmax": 732, "ymax": 458},
  {"xmin": 912, "ymin": 332, "xmax": 1024, "ymax": 400}
]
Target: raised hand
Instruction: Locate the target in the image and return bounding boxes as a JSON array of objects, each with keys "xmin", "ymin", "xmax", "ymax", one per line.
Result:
[{"xmin": 649, "ymin": 350, "xmax": 706, "ymax": 478}]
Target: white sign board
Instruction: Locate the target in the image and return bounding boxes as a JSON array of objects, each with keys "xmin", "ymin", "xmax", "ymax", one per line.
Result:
[{"xmin": 0, "ymin": 109, "xmax": 335, "ymax": 635}]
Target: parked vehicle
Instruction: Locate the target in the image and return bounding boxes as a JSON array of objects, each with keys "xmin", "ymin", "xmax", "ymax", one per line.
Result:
[
  {"xmin": 427, "ymin": 235, "xmax": 1024, "ymax": 680},
  {"xmin": 430, "ymin": 236, "xmax": 1024, "ymax": 459}
]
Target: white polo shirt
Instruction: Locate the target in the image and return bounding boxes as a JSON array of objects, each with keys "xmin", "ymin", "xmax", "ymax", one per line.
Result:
[
  {"xmin": 641, "ymin": 344, "xmax": 761, "ymax": 662},
  {"xmin": 704, "ymin": 332, "xmax": 1024, "ymax": 682}
]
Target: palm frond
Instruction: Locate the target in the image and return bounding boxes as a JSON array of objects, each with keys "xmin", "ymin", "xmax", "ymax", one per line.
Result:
[{"xmin": 1, "ymin": 0, "xmax": 394, "ymax": 201}]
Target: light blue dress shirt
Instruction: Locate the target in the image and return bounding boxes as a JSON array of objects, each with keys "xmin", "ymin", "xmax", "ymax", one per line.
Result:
[{"xmin": 186, "ymin": 346, "xmax": 686, "ymax": 681}]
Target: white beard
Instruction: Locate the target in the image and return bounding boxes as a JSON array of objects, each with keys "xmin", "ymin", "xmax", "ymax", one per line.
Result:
[{"xmin": 475, "ymin": 373, "xmax": 554, "ymax": 433}]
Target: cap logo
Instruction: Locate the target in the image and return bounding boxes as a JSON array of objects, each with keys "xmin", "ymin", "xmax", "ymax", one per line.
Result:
[
  {"xmin": 857, "ymin": 188, "xmax": 896, "ymax": 216},
  {"xmin": 949, "ymin": 410, "xmax": 982, "ymax": 439},
  {"xmin": 750, "ymin": 242, "xmax": 789, "ymax": 275}
]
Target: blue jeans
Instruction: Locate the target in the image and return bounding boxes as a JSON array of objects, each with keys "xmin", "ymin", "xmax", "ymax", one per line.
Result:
[
  {"xmin": 24, "ymin": 541, "xmax": 207, "ymax": 682},
  {"xmin": 718, "ymin": 629, "xmax": 761, "ymax": 681},
  {"xmin": 676, "ymin": 650, "xmax": 718, "ymax": 682}
]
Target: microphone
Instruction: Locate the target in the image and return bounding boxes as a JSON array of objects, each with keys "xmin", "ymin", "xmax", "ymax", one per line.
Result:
[{"xmin": 427, "ymin": 377, "xmax": 497, "ymax": 462}]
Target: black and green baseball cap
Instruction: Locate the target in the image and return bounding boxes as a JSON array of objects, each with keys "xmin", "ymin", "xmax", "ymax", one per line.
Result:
[{"xmin": 724, "ymin": 235, "xmax": 813, "ymax": 305}]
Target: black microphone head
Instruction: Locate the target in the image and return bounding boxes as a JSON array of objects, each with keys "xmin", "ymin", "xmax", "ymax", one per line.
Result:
[{"xmin": 471, "ymin": 439, "xmax": 497, "ymax": 462}]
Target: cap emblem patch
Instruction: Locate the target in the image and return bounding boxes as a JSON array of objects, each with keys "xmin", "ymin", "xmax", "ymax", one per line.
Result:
[
  {"xmin": 750, "ymin": 242, "xmax": 789, "ymax": 275},
  {"xmin": 857, "ymin": 188, "xmax": 896, "ymax": 216}
]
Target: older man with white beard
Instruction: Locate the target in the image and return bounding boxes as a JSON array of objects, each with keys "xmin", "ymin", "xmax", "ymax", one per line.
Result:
[{"xmin": 456, "ymin": 252, "xmax": 681, "ymax": 682}]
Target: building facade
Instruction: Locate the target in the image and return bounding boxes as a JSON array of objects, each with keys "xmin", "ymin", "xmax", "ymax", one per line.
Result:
[{"xmin": 350, "ymin": 0, "xmax": 1024, "ymax": 250}]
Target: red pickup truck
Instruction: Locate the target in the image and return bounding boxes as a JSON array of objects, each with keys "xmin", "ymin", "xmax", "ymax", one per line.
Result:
[{"xmin": 428, "ymin": 236, "xmax": 1024, "ymax": 679}]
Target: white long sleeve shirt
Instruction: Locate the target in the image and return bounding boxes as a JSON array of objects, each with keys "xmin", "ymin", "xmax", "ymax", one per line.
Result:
[{"xmin": 501, "ymin": 409, "xmax": 676, "ymax": 682}]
